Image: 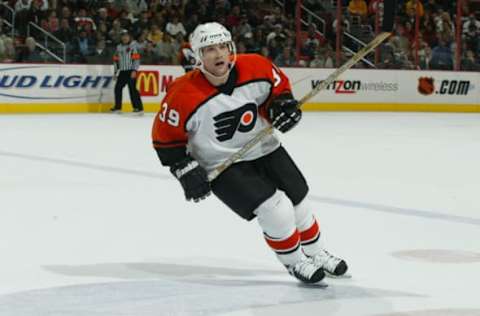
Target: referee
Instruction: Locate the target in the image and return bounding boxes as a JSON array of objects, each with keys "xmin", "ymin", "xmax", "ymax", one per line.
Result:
[{"xmin": 111, "ymin": 29, "xmax": 144, "ymax": 114}]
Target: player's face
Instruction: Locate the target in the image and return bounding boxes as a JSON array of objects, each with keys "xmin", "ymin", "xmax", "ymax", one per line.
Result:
[
  {"xmin": 121, "ymin": 34, "xmax": 130, "ymax": 44},
  {"xmin": 201, "ymin": 43, "xmax": 231, "ymax": 76}
]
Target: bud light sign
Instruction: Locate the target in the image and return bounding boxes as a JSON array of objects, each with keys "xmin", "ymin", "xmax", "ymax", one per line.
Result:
[{"xmin": 0, "ymin": 65, "xmax": 113, "ymax": 101}]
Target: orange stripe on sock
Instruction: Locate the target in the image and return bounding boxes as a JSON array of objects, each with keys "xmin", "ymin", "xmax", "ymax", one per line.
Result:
[
  {"xmin": 265, "ymin": 229, "xmax": 300, "ymax": 251},
  {"xmin": 300, "ymin": 220, "xmax": 320, "ymax": 242}
]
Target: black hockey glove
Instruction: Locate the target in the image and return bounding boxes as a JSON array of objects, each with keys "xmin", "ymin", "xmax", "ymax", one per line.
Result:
[
  {"xmin": 170, "ymin": 156, "xmax": 211, "ymax": 202},
  {"xmin": 268, "ymin": 94, "xmax": 302, "ymax": 133}
]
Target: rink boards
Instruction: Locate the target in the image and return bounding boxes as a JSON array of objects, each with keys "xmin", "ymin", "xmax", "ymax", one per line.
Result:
[{"xmin": 0, "ymin": 63, "xmax": 479, "ymax": 113}]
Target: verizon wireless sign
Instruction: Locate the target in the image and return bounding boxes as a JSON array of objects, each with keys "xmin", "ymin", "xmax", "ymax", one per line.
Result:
[{"xmin": 286, "ymin": 68, "xmax": 479, "ymax": 105}]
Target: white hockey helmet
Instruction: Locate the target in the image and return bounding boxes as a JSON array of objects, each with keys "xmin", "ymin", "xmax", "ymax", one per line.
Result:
[{"xmin": 189, "ymin": 22, "xmax": 236, "ymax": 75}]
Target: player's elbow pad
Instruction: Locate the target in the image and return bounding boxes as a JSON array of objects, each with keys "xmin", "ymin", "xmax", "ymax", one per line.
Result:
[{"xmin": 154, "ymin": 146, "xmax": 188, "ymax": 166}]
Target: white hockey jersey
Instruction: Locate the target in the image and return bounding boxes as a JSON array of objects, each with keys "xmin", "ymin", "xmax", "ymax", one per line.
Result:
[{"xmin": 152, "ymin": 54, "xmax": 292, "ymax": 172}]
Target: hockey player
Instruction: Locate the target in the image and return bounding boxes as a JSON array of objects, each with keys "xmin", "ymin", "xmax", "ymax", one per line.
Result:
[
  {"xmin": 177, "ymin": 41, "xmax": 196, "ymax": 73},
  {"xmin": 152, "ymin": 22, "xmax": 348, "ymax": 284}
]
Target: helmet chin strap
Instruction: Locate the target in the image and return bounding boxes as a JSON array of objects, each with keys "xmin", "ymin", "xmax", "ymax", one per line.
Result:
[{"xmin": 199, "ymin": 61, "xmax": 234, "ymax": 82}]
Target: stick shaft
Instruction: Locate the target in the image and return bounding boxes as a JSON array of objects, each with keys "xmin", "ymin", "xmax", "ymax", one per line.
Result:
[{"xmin": 208, "ymin": 32, "xmax": 391, "ymax": 181}]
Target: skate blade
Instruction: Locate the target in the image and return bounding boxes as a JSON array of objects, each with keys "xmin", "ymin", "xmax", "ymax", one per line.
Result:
[
  {"xmin": 298, "ymin": 281, "xmax": 329, "ymax": 289},
  {"xmin": 325, "ymin": 271, "xmax": 352, "ymax": 279},
  {"xmin": 124, "ymin": 112, "xmax": 144, "ymax": 117}
]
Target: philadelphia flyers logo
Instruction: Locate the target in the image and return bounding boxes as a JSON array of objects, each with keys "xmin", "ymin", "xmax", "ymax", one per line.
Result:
[{"xmin": 213, "ymin": 103, "xmax": 258, "ymax": 141}]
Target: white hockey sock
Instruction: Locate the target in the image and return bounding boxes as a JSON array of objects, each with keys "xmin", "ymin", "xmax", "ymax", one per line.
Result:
[
  {"xmin": 294, "ymin": 199, "xmax": 323, "ymax": 256},
  {"xmin": 255, "ymin": 190, "xmax": 304, "ymax": 266}
]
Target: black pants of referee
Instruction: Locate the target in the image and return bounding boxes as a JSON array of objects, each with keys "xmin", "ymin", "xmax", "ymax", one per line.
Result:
[{"xmin": 113, "ymin": 70, "xmax": 144, "ymax": 111}]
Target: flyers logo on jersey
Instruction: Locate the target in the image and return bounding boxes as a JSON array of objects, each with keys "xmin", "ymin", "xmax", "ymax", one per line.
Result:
[{"xmin": 213, "ymin": 103, "xmax": 258, "ymax": 141}]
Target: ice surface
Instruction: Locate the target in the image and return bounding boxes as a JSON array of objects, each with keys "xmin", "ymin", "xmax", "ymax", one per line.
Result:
[{"xmin": 1, "ymin": 112, "xmax": 480, "ymax": 316}]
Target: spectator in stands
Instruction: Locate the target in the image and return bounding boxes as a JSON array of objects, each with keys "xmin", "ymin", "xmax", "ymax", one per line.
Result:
[
  {"xmin": 434, "ymin": 10, "xmax": 455, "ymax": 39},
  {"xmin": 35, "ymin": 0, "xmax": 48, "ymax": 11},
  {"xmin": 141, "ymin": 41, "xmax": 158, "ymax": 65},
  {"xmin": 332, "ymin": 15, "xmax": 351, "ymax": 33},
  {"xmin": 236, "ymin": 40, "xmax": 247, "ymax": 54},
  {"xmin": 104, "ymin": 0, "xmax": 119, "ymax": 19},
  {"xmin": 430, "ymin": 38, "xmax": 453, "ymax": 70},
  {"xmin": 151, "ymin": 11, "xmax": 166, "ymax": 31},
  {"xmin": 226, "ymin": 5, "xmax": 241, "ymax": 29},
  {"xmin": 405, "ymin": 0, "xmax": 424, "ymax": 18},
  {"xmin": 72, "ymin": 28, "xmax": 95, "ymax": 62},
  {"xmin": 462, "ymin": 13, "xmax": 480, "ymax": 34},
  {"xmin": 274, "ymin": 46, "xmax": 296, "ymax": 67},
  {"xmin": 59, "ymin": 6, "xmax": 73, "ymax": 26},
  {"xmin": 86, "ymin": 39, "xmax": 111, "ymax": 64},
  {"xmin": 184, "ymin": 12, "xmax": 199, "ymax": 35},
  {"xmin": 424, "ymin": 0, "xmax": 439, "ymax": 14},
  {"xmin": 348, "ymin": 0, "xmax": 368, "ymax": 18},
  {"xmin": 133, "ymin": 10, "xmax": 151, "ymax": 38},
  {"xmin": 265, "ymin": 33, "xmax": 280, "ymax": 58},
  {"xmin": 309, "ymin": 51, "xmax": 325, "ymax": 68},
  {"xmin": 255, "ymin": 42, "xmax": 267, "ymax": 56},
  {"xmin": 95, "ymin": 8, "xmax": 112, "ymax": 31},
  {"xmin": 136, "ymin": 28, "xmax": 149, "ymax": 52},
  {"xmin": 244, "ymin": 31, "xmax": 260, "ymax": 54},
  {"xmin": 378, "ymin": 46, "xmax": 398, "ymax": 69},
  {"xmin": 14, "ymin": 0, "xmax": 31, "ymax": 12},
  {"xmin": 5, "ymin": 0, "xmax": 479, "ymax": 70},
  {"xmin": 403, "ymin": 21, "xmax": 415, "ymax": 43},
  {"xmin": 117, "ymin": 9, "xmax": 133, "ymax": 30},
  {"xmin": 266, "ymin": 23, "xmax": 285, "ymax": 45},
  {"xmin": 154, "ymin": 32, "xmax": 176, "ymax": 64},
  {"xmin": 47, "ymin": 10, "xmax": 59, "ymax": 32},
  {"xmin": 422, "ymin": 21, "xmax": 438, "ymax": 47},
  {"xmin": 237, "ymin": 14, "xmax": 252, "ymax": 38},
  {"xmin": 464, "ymin": 22, "xmax": 479, "ymax": 52},
  {"xmin": 147, "ymin": 23, "xmax": 163, "ymax": 45},
  {"xmin": 17, "ymin": 36, "xmax": 44, "ymax": 62},
  {"xmin": 0, "ymin": 17, "xmax": 5, "ymax": 37},
  {"xmin": 368, "ymin": 0, "xmax": 383, "ymax": 16},
  {"xmin": 26, "ymin": 0, "xmax": 46, "ymax": 25},
  {"xmin": 166, "ymin": 15, "xmax": 186, "ymax": 37},
  {"xmin": 75, "ymin": 8, "xmax": 96, "ymax": 32},
  {"xmin": 0, "ymin": 37, "xmax": 16, "ymax": 62},
  {"xmin": 0, "ymin": 37, "xmax": 5, "ymax": 61},
  {"xmin": 53, "ymin": 18, "xmax": 74, "ymax": 43},
  {"xmin": 109, "ymin": 18, "xmax": 124, "ymax": 44},
  {"xmin": 323, "ymin": 48, "xmax": 335, "ymax": 68},
  {"xmin": 414, "ymin": 35, "xmax": 432, "ymax": 69},
  {"xmin": 96, "ymin": 21, "xmax": 111, "ymax": 44},
  {"xmin": 14, "ymin": 0, "xmax": 32, "ymax": 35},
  {"xmin": 303, "ymin": 23, "xmax": 325, "ymax": 60},
  {"xmin": 125, "ymin": 0, "xmax": 148, "ymax": 16},
  {"xmin": 461, "ymin": 50, "xmax": 480, "ymax": 71}
]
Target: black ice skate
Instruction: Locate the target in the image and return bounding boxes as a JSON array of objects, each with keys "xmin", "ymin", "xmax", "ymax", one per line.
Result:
[
  {"xmin": 310, "ymin": 250, "xmax": 348, "ymax": 277},
  {"xmin": 132, "ymin": 108, "xmax": 144, "ymax": 116},
  {"xmin": 286, "ymin": 257, "xmax": 325, "ymax": 284}
]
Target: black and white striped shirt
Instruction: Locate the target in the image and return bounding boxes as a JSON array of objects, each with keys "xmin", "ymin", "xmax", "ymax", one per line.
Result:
[{"xmin": 113, "ymin": 41, "xmax": 141, "ymax": 72}]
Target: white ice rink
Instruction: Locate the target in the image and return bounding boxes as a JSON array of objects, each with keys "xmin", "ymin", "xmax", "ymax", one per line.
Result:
[{"xmin": 1, "ymin": 112, "xmax": 480, "ymax": 316}]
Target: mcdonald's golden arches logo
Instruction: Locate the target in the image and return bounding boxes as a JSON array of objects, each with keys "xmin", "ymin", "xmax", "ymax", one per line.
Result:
[{"xmin": 136, "ymin": 71, "xmax": 159, "ymax": 96}]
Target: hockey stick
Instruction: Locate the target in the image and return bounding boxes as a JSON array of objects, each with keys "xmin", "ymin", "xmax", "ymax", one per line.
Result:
[{"xmin": 207, "ymin": 32, "xmax": 391, "ymax": 181}]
